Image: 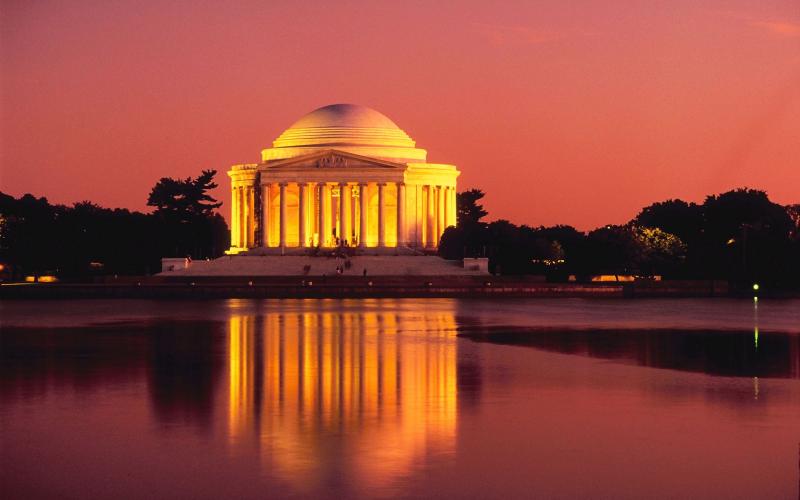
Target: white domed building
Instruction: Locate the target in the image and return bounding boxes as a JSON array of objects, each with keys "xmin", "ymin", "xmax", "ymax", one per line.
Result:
[{"xmin": 228, "ymin": 104, "xmax": 459, "ymax": 254}]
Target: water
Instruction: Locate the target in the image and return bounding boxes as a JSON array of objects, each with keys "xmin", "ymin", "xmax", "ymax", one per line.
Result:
[{"xmin": 1, "ymin": 298, "xmax": 798, "ymax": 499}]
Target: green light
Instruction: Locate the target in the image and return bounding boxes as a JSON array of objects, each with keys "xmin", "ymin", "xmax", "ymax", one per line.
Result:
[{"xmin": 752, "ymin": 283, "xmax": 760, "ymax": 291}]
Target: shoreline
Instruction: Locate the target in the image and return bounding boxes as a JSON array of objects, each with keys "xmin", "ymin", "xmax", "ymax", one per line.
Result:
[{"xmin": 0, "ymin": 278, "xmax": 749, "ymax": 299}]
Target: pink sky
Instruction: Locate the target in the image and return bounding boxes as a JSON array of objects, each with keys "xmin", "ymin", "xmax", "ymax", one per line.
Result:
[{"xmin": 2, "ymin": 0, "xmax": 798, "ymax": 230}]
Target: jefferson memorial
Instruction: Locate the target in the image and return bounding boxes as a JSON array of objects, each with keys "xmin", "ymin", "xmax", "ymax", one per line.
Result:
[{"xmin": 227, "ymin": 104, "xmax": 459, "ymax": 254}]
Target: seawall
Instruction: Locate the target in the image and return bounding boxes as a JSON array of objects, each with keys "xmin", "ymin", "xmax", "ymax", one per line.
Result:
[{"xmin": 0, "ymin": 277, "xmax": 729, "ymax": 299}]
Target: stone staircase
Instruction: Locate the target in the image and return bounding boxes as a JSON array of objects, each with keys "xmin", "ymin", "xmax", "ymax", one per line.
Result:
[{"xmin": 161, "ymin": 255, "xmax": 487, "ymax": 276}]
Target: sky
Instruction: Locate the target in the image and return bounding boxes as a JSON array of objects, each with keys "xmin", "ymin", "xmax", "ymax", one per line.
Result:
[{"xmin": 2, "ymin": 0, "xmax": 798, "ymax": 230}]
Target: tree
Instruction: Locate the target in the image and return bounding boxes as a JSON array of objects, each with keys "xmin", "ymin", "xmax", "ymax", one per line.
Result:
[
  {"xmin": 147, "ymin": 170, "xmax": 227, "ymax": 260},
  {"xmin": 438, "ymin": 226, "xmax": 467, "ymax": 260},
  {"xmin": 634, "ymin": 199, "xmax": 703, "ymax": 246},
  {"xmin": 457, "ymin": 189, "xmax": 488, "ymax": 227},
  {"xmin": 147, "ymin": 169, "xmax": 222, "ymax": 220},
  {"xmin": 787, "ymin": 204, "xmax": 800, "ymax": 240},
  {"xmin": 0, "ymin": 193, "xmax": 59, "ymax": 277},
  {"xmin": 701, "ymin": 189, "xmax": 794, "ymax": 283},
  {"xmin": 440, "ymin": 189, "xmax": 492, "ymax": 260},
  {"xmin": 533, "ymin": 225, "xmax": 588, "ymax": 276},
  {"xmin": 584, "ymin": 225, "xmax": 640, "ymax": 275},
  {"xmin": 632, "ymin": 226, "xmax": 687, "ymax": 276}
]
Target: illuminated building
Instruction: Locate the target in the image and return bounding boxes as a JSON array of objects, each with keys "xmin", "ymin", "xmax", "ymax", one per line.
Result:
[{"xmin": 228, "ymin": 104, "xmax": 460, "ymax": 253}]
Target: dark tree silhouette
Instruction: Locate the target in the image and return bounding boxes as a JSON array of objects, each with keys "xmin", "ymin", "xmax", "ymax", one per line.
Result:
[
  {"xmin": 634, "ymin": 199, "xmax": 703, "ymax": 246},
  {"xmin": 148, "ymin": 169, "xmax": 223, "ymax": 219},
  {"xmin": 457, "ymin": 189, "xmax": 488, "ymax": 227},
  {"xmin": 147, "ymin": 170, "xmax": 228, "ymax": 260},
  {"xmin": 701, "ymin": 189, "xmax": 794, "ymax": 283},
  {"xmin": 0, "ymin": 170, "xmax": 228, "ymax": 279}
]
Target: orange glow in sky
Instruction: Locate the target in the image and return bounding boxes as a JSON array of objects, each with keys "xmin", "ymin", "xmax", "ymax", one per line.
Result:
[{"xmin": 2, "ymin": 1, "xmax": 798, "ymax": 229}]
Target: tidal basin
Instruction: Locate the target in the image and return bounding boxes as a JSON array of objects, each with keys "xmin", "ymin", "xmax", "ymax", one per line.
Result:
[{"xmin": 2, "ymin": 298, "xmax": 799, "ymax": 499}]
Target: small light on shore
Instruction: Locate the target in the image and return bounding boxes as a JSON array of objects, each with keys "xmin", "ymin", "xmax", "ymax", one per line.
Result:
[{"xmin": 752, "ymin": 283, "xmax": 759, "ymax": 292}]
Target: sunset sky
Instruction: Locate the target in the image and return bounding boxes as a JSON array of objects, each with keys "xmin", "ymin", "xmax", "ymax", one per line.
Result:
[{"xmin": 2, "ymin": 0, "xmax": 798, "ymax": 230}]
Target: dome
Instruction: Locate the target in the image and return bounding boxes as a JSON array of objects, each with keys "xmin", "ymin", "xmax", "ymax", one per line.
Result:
[
  {"xmin": 263, "ymin": 104, "xmax": 427, "ymax": 163},
  {"xmin": 288, "ymin": 103, "xmax": 401, "ymax": 130}
]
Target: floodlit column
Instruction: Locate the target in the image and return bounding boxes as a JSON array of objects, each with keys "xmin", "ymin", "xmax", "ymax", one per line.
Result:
[
  {"xmin": 378, "ymin": 183, "xmax": 386, "ymax": 248},
  {"xmin": 443, "ymin": 187, "xmax": 450, "ymax": 229},
  {"xmin": 279, "ymin": 183, "xmax": 287, "ymax": 250},
  {"xmin": 426, "ymin": 185, "xmax": 435, "ymax": 249},
  {"xmin": 262, "ymin": 184, "xmax": 270, "ymax": 247},
  {"xmin": 299, "ymin": 183, "xmax": 307, "ymax": 247},
  {"xmin": 339, "ymin": 182, "xmax": 348, "ymax": 246},
  {"xmin": 449, "ymin": 187, "xmax": 457, "ymax": 227},
  {"xmin": 397, "ymin": 183, "xmax": 406, "ymax": 247},
  {"xmin": 318, "ymin": 183, "xmax": 327, "ymax": 247},
  {"xmin": 242, "ymin": 187, "xmax": 247, "ymax": 247},
  {"xmin": 437, "ymin": 185, "xmax": 445, "ymax": 241},
  {"xmin": 247, "ymin": 186, "xmax": 256, "ymax": 248},
  {"xmin": 431, "ymin": 186, "xmax": 439, "ymax": 247},
  {"xmin": 239, "ymin": 186, "xmax": 250, "ymax": 248},
  {"xmin": 359, "ymin": 183, "xmax": 368, "ymax": 248},
  {"xmin": 231, "ymin": 186, "xmax": 239, "ymax": 248},
  {"xmin": 415, "ymin": 184, "xmax": 423, "ymax": 248}
]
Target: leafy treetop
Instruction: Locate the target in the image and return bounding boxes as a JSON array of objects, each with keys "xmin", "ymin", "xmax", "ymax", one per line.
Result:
[{"xmin": 147, "ymin": 169, "xmax": 222, "ymax": 219}]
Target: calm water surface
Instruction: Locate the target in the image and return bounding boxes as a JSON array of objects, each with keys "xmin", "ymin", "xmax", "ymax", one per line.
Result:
[{"xmin": 1, "ymin": 298, "xmax": 799, "ymax": 499}]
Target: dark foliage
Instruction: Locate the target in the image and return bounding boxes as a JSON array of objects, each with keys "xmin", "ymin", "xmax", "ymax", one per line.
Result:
[
  {"xmin": 440, "ymin": 187, "xmax": 799, "ymax": 287},
  {"xmin": 0, "ymin": 171, "xmax": 228, "ymax": 280},
  {"xmin": 457, "ymin": 189, "xmax": 488, "ymax": 227}
]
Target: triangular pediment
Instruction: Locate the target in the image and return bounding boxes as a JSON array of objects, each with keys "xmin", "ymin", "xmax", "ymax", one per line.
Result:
[{"xmin": 261, "ymin": 149, "xmax": 405, "ymax": 171}]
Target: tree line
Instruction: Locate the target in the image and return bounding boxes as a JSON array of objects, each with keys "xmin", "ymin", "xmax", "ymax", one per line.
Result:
[
  {"xmin": 0, "ymin": 171, "xmax": 228, "ymax": 279},
  {"xmin": 441, "ymin": 188, "xmax": 800, "ymax": 287},
  {"xmin": 2, "ymin": 172, "xmax": 798, "ymax": 287}
]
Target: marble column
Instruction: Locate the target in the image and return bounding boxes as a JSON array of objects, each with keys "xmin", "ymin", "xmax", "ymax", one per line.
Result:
[
  {"xmin": 239, "ymin": 186, "xmax": 250, "ymax": 248},
  {"xmin": 299, "ymin": 183, "xmax": 307, "ymax": 247},
  {"xmin": 426, "ymin": 185, "xmax": 435, "ymax": 249},
  {"xmin": 339, "ymin": 182, "xmax": 349, "ymax": 246},
  {"xmin": 318, "ymin": 183, "xmax": 327, "ymax": 247},
  {"xmin": 437, "ymin": 185, "xmax": 445, "ymax": 241},
  {"xmin": 415, "ymin": 184, "xmax": 423, "ymax": 248},
  {"xmin": 279, "ymin": 183, "xmax": 287, "ymax": 251},
  {"xmin": 397, "ymin": 183, "xmax": 406, "ymax": 247},
  {"xmin": 431, "ymin": 186, "xmax": 438, "ymax": 247},
  {"xmin": 248, "ymin": 186, "xmax": 255, "ymax": 247},
  {"xmin": 262, "ymin": 184, "xmax": 270, "ymax": 247},
  {"xmin": 359, "ymin": 183, "xmax": 368, "ymax": 248},
  {"xmin": 443, "ymin": 187, "xmax": 450, "ymax": 229},
  {"xmin": 450, "ymin": 186, "xmax": 458, "ymax": 226},
  {"xmin": 231, "ymin": 186, "xmax": 239, "ymax": 248},
  {"xmin": 378, "ymin": 183, "xmax": 386, "ymax": 248}
]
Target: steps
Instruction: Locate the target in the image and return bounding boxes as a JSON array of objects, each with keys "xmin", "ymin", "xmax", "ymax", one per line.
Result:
[{"xmin": 161, "ymin": 255, "xmax": 488, "ymax": 277}]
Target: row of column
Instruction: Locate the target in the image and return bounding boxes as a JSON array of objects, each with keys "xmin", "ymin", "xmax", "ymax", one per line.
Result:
[
  {"xmin": 231, "ymin": 184, "xmax": 255, "ymax": 249},
  {"xmin": 266, "ymin": 182, "xmax": 382, "ymax": 250},
  {"xmin": 233, "ymin": 182, "xmax": 455, "ymax": 250},
  {"xmin": 423, "ymin": 184, "xmax": 456, "ymax": 250}
]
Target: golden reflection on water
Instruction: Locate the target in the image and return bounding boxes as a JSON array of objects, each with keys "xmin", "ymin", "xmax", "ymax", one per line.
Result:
[{"xmin": 227, "ymin": 307, "xmax": 457, "ymax": 492}]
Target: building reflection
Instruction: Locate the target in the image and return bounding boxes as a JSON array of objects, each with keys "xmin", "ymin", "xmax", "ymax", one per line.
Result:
[{"xmin": 227, "ymin": 309, "xmax": 458, "ymax": 492}]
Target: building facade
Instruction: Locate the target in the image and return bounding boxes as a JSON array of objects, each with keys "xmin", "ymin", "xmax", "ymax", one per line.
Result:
[{"xmin": 228, "ymin": 104, "xmax": 459, "ymax": 254}]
